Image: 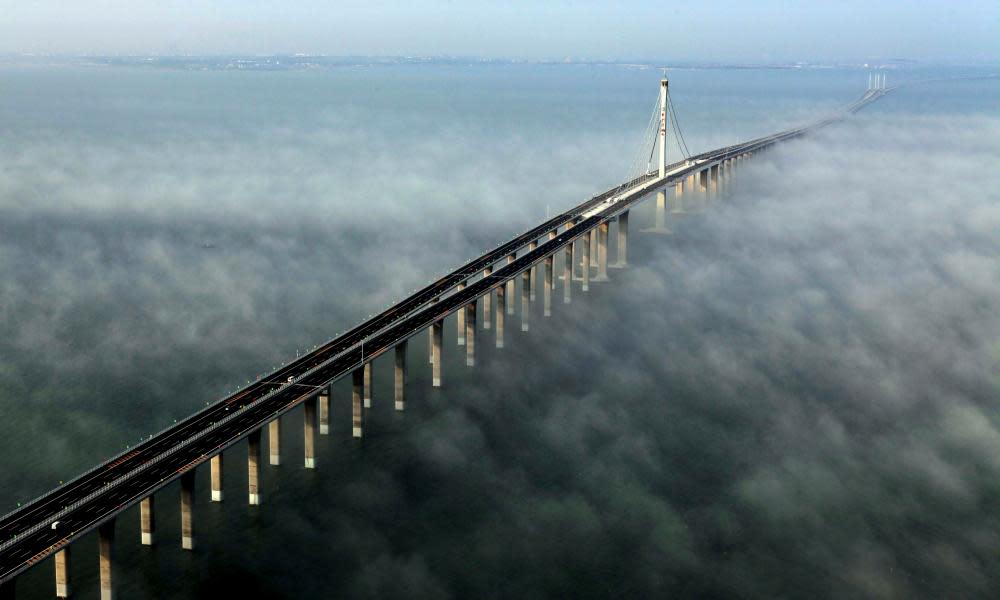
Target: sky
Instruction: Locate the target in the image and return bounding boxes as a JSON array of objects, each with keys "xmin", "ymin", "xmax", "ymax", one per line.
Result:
[{"xmin": 1, "ymin": 0, "xmax": 999, "ymax": 62}]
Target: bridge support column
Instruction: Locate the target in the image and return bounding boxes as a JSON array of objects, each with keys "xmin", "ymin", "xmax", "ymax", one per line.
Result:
[
  {"xmin": 428, "ymin": 296, "xmax": 438, "ymax": 364},
  {"xmin": 98, "ymin": 519, "xmax": 115, "ymax": 600},
  {"xmin": 482, "ymin": 267, "xmax": 492, "ymax": 330},
  {"xmin": 180, "ymin": 470, "xmax": 195, "ymax": 550},
  {"xmin": 465, "ymin": 299, "xmax": 477, "ymax": 366},
  {"xmin": 456, "ymin": 281, "xmax": 466, "ymax": 346},
  {"xmin": 570, "ymin": 239, "xmax": 580, "ymax": 280},
  {"xmin": 210, "ymin": 454, "xmax": 223, "ymax": 501},
  {"xmin": 304, "ymin": 395, "xmax": 316, "ymax": 469},
  {"xmin": 495, "ymin": 285, "xmax": 506, "ymax": 348},
  {"xmin": 543, "ymin": 254, "xmax": 553, "ymax": 316},
  {"xmin": 352, "ymin": 367, "xmax": 364, "ymax": 438},
  {"xmin": 363, "ymin": 362, "xmax": 372, "ymax": 408},
  {"xmin": 582, "ymin": 232, "xmax": 591, "ymax": 292},
  {"xmin": 672, "ymin": 180, "xmax": 685, "ymax": 214},
  {"xmin": 529, "ymin": 241, "xmax": 538, "ymax": 301},
  {"xmin": 643, "ymin": 190, "xmax": 671, "ymax": 234},
  {"xmin": 521, "ymin": 270, "xmax": 531, "ymax": 331},
  {"xmin": 612, "ymin": 211, "xmax": 629, "ymax": 268},
  {"xmin": 710, "ymin": 164, "xmax": 719, "ymax": 197},
  {"xmin": 589, "ymin": 229, "xmax": 598, "ymax": 265},
  {"xmin": 593, "ymin": 222, "xmax": 609, "ymax": 282},
  {"xmin": 505, "ymin": 254, "xmax": 515, "ymax": 315},
  {"xmin": 319, "ymin": 384, "xmax": 330, "ymax": 435},
  {"xmin": 545, "ymin": 230, "xmax": 560, "ymax": 298},
  {"xmin": 140, "ymin": 495, "xmax": 155, "ymax": 544},
  {"xmin": 248, "ymin": 429, "xmax": 262, "ymax": 505},
  {"xmin": 563, "ymin": 242, "xmax": 573, "ymax": 303},
  {"xmin": 394, "ymin": 341, "xmax": 407, "ymax": 410},
  {"xmin": 432, "ymin": 319, "xmax": 443, "ymax": 386},
  {"xmin": 54, "ymin": 546, "xmax": 70, "ymax": 598},
  {"xmin": 699, "ymin": 170, "xmax": 709, "ymax": 208},
  {"xmin": 268, "ymin": 418, "xmax": 281, "ymax": 466}
]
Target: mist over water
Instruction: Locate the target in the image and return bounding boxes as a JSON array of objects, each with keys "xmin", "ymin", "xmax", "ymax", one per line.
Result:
[{"xmin": 1, "ymin": 64, "xmax": 998, "ymax": 598}]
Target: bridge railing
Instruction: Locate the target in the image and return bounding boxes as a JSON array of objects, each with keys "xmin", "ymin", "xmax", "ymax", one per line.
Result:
[{"xmin": 0, "ymin": 379, "xmax": 292, "ymax": 553}]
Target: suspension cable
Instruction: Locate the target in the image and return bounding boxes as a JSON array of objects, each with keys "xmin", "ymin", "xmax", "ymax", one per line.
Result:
[{"xmin": 667, "ymin": 91, "xmax": 691, "ymax": 159}]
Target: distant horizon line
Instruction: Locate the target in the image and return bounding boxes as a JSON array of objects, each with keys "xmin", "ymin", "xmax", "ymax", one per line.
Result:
[{"xmin": 2, "ymin": 54, "xmax": 997, "ymax": 69}]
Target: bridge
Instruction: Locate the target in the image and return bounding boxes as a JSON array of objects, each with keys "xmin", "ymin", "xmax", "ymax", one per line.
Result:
[{"xmin": 0, "ymin": 74, "xmax": 890, "ymax": 599}]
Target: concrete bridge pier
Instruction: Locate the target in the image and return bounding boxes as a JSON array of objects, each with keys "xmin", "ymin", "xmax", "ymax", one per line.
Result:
[
  {"xmin": 548, "ymin": 229, "xmax": 558, "ymax": 242},
  {"xmin": 559, "ymin": 221, "xmax": 574, "ymax": 282},
  {"xmin": 572, "ymin": 237, "xmax": 586, "ymax": 281},
  {"xmin": 593, "ymin": 222, "xmax": 610, "ymax": 281},
  {"xmin": 248, "ymin": 429, "xmax": 262, "ymax": 505},
  {"xmin": 428, "ymin": 295, "xmax": 439, "ymax": 364},
  {"xmin": 643, "ymin": 190, "xmax": 671, "ymax": 234},
  {"xmin": 432, "ymin": 319, "xmax": 443, "ymax": 386},
  {"xmin": 699, "ymin": 170, "xmax": 709, "ymax": 207},
  {"xmin": 582, "ymin": 233, "xmax": 591, "ymax": 292},
  {"xmin": 529, "ymin": 241, "xmax": 538, "ymax": 301},
  {"xmin": 495, "ymin": 284, "xmax": 506, "ymax": 348},
  {"xmin": 363, "ymin": 362, "xmax": 372, "ymax": 408},
  {"xmin": 268, "ymin": 418, "xmax": 281, "ymax": 466},
  {"xmin": 482, "ymin": 267, "xmax": 492, "ymax": 330},
  {"xmin": 54, "ymin": 547, "xmax": 70, "ymax": 598},
  {"xmin": 98, "ymin": 519, "xmax": 115, "ymax": 600},
  {"xmin": 140, "ymin": 496, "xmax": 155, "ymax": 544},
  {"xmin": 210, "ymin": 454, "xmax": 223, "ymax": 501},
  {"xmin": 590, "ymin": 227, "xmax": 597, "ymax": 267},
  {"xmin": 671, "ymin": 180, "xmax": 686, "ymax": 214},
  {"xmin": 319, "ymin": 384, "xmax": 331, "ymax": 435},
  {"xmin": 394, "ymin": 341, "xmax": 407, "ymax": 410},
  {"xmin": 303, "ymin": 396, "xmax": 316, "ymax": 469},
  {"xmin": 465, "ymin": 300, "xmax": 477, "ymax": 366},
  {"xmin": 505, "ymin": 254, "xmax": 516, "ymax": 315},
  {"xmin": 456, "ymin": 281, "xmax": 466, "ymax": 346},
  {"xmin": 521, "ymin": 270, "xmax": 531, "ymax": 331},
  {"xmin": 563, "ymin": 243, "xmax": 573, "ymax": 304},
  {"xmin": 352, "ymin": 366, "xmax": 364, "ymax": 437},
  {"xmin": 180, "ymin": 471, "xmax": 195, "ymax": 550},
  {"xmin": 543, "ymin": 254, "xmax": 553, "ymax": 316},
  {"xmin": 612, "ymin": 211, "xmax": 629, "ymax": 268}
]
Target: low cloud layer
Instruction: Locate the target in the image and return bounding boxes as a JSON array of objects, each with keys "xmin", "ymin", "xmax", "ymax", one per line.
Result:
[{"xmin": 2, "ymin": 69, "xmax": 999, "ymax": 598}]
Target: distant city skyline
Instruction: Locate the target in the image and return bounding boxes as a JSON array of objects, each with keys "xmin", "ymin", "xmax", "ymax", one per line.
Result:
[{"xmin": 1, "ymin": 1, "xmax": 998, "ymax": 63}]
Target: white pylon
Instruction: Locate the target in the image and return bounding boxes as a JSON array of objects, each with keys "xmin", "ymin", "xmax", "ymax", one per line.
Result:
[{"xmin": 659, "ymin": 77, "xmax": 668, "ymax": 179}]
